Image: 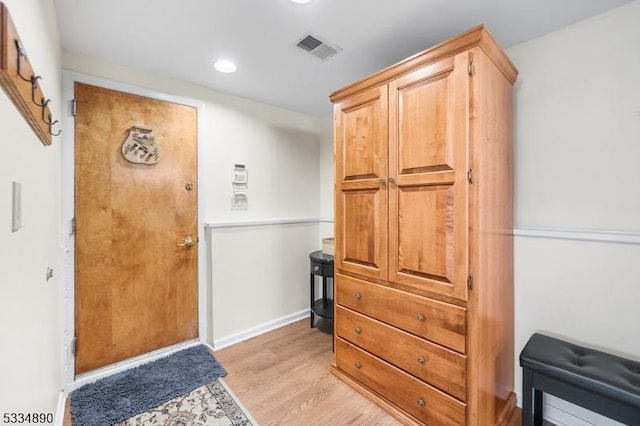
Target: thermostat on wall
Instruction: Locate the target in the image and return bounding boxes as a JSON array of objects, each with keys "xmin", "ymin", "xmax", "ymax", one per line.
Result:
[
  {"xmin": 231, "ymin": 164, "xmax": 248, "ymax": 210},
  {"xmin": 232, "ymin": 164, "xmax": 247, "ymax": 187}
]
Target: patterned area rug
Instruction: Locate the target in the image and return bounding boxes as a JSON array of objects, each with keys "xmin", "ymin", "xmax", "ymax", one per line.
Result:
[{"xmin": 116, "ymin": 379, "xmax": 256, "ymax": 426}]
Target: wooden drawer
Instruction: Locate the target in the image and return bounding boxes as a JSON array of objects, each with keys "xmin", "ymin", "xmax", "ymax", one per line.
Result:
[
  {"xmin": 336, "ymin": 306, "xmax": 467, "ymax": 401},
  {"xmin": 336, "ymin": 338, "xmax": 466, "ymax": 425},
  {"xmin": 336, "ymin": 273, "xmax": 466, "ymax": 353}
]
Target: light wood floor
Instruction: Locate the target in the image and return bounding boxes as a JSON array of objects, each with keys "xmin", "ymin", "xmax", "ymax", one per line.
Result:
[
  {"xmin": 63, "ymin": 318, "xmax": 523, "ymax": 425},
  {"xmin": 214, "ymin": 319, "xmax": 523, "ymax": 425}
]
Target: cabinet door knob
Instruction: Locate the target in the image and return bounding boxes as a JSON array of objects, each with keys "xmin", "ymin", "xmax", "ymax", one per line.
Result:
[
  {"xmin": 379, "ymin": 178, "xmax": 386, "ymax": 187},
  {"xmin": 417, "ymin": 356, "xmax": 425, "ymax": 364},
  {"xmin": 354, "ymin": 293, "xmax": 361, "ymax": 301},
  {"xmin": 416, "ymin": 314, "xmax": 424, "ymax": 322},
  {"xmin": 354, "ymin": 327, "xmax": 361, "ymax": 334},
  {"xmin": 416, "ymin": 399, "xmax": 425, "ymax": 408},
  {"xmin": 388, "ymin": 177, "xmax": 395, "ymax": 184},
  {"xmin": 354, "ymin": 361, "xmax": 362, "ymax": 369}
]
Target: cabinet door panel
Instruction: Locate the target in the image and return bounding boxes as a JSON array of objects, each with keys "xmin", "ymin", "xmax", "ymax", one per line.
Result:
[
  {"xmin": 389, "ymin": 54, "xmax": 469, "ymax": 301},
  {"xmin": 397, "ymin": 184, "xmax": 455, "ymax": 283},
  {"xmin": 335, "ymin": 86, "xmax": 388, "ymax": 280}
]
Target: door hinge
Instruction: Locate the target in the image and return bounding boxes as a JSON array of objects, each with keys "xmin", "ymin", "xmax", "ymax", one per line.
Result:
[
  {"xmin": 71, "ymin": 99, "xmax": 77, "ymax": 117},
  {"xmin": 467, "ymin": 275, "xmax": 473, "ymax": 290},
  {"xmin": 71, "ymin": 217, "xmax": 76, "ymax": 235},
  {"xmin": 71, "ymin": 337, "xmax": 77, "ymax": 355},
  {"xmin": 468, "ymin": 62, "xmax": 475, "ymax": 76},
  {"xmin": 467, "ymin": 169, "xmax": 473, "ymax": 184}
]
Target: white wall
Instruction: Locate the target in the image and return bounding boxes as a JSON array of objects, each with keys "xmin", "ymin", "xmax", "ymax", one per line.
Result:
[
  {"xmin": 0, "ymin": 0, "xmax": 62, "ymax": 416},
  {"xmin": 318, "ymin": 114, "xmax": 334, "ymax": 240},
  {"xmin": 208, "ymin": 222, "xmax": 319, "ymax": 347},
  {"xmin": 509, "ymin": 2, "xmax": 640, "ymax": 231},
  {"xmin": 61, "ymin": 53, "xmax": 323, "ymax": 348},
  {"xmin": 508, "ymin": 2, "xmax": 640, "ymax": 423}
]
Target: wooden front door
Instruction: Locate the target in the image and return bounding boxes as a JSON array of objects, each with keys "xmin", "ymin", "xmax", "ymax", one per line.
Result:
[
  {"xmin": 388, "ymin": 54, "xmax": 470, "ymax": 302},
  {"xmin": 74, "ymin": 83, "xmax": 198, "ymax": 374}
]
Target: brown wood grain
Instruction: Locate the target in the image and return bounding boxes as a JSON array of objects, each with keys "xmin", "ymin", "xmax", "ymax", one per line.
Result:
[
  {"xmin": 216, "ymin": 320, "xmax": 404, "ymax": 426},
  {"xmin": 336, "ymin": 273, "xmax": 467, "ymax": 354},
  {"xmin": 334, "ymin": 84, "xmax": 389, "ymax": 281},
  {"xmin": 336, "ymin": 305, "xmax": 467, "ymax": 401},
  {"xmin": 465, "ymin": 47, "xmax": 517, "ymax": 426},
  {"xmin": 64, "ymin": 320, "xmax": 523, "ymax": 425},
  {"xmin": 329, "ymin": 25, "xmax": 517, "ymax": 103},
  {"xmin": 336, "ymin": 338, "xmax": 467, "ymax": 425},
  {"xmin": 332, "ymin": 25, "xmax": 517, "ymax": 425},
  {"xmin": 388, "ymin": 53, "xmax": 470, "ymax": 302},
  {"xmin": 74, "ymin": 82, "xmax": 198, "ymax": 374},
  {"xmin": 0, "ymin": 3, "xmax": 52, "ymax": 145}
]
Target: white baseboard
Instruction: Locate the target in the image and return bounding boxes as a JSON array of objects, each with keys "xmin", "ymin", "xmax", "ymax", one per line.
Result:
[
  {"xmin": 516, "ymin": 392, "xmax": 625, "ymax": 425},
  {"xmin": 213, "ymin": 309, "xmax": 310, "ymax": 350}
]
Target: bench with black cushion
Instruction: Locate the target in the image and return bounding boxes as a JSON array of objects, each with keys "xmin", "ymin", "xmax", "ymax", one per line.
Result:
[{"xmin": 520, "ymin": 333, "xmax": 640, "ymax": 426}]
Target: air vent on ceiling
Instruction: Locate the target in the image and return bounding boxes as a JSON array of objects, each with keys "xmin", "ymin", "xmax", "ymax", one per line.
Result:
[{"xmin": 295, "ymin": 33, "xmax": 342, "ymax": 60}]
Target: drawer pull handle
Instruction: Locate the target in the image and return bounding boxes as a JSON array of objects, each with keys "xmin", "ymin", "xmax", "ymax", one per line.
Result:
[
  {"xmin": 417, "ymin": 399, "xmax": 425, "ymax": 408},
  {"xmin": 354, "ymin": 293, "xmax": 361, "ymax": 301},
  {"xmin": 313, "ymin": 266, "xmax": 319, "ymax": 271},
  {"xmin": 416, "ymin": 314, "xmax": 424, "ymax": 322},
  {"xmin": 354, "ymin": 361, "xmax": 362, "ymax": 369},
  {"xmin": 354, "ymin": 327, "xmax": 361, "ymax": 334},
  {"xmin": 417, "ymin": 356, "xmax": 425, "ymax": 364}
]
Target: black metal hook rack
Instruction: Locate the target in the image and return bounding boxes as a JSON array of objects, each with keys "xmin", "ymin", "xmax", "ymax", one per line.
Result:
[
  {"xmin": 0, "ymin": 2, "xmax": 59, "ymax": 146},
  {"xmin": 15, "ymin": 39, "xmax": 61, "ymax": 137}
]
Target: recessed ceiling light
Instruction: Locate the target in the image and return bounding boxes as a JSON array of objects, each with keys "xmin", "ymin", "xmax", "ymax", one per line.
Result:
[
  {"xmin": 290, "ymin": 0, "xmax": 313, "ymax": 3},
  {"xmin": 214, "ymin": 60, "xmax": 237, "ymax": 73}
]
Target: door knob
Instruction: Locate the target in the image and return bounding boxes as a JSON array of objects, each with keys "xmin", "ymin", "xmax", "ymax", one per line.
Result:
[{"xmin": 178, "ymin": 236, "xmax": 194, "ymax": 247}]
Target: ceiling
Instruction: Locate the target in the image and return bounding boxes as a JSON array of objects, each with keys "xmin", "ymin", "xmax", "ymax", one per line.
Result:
[{"xmin": 55, "ymin": 0, "xmax": 631, "ymax": 117}]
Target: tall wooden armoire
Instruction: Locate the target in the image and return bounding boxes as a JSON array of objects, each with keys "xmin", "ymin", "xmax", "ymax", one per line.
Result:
[{"xmin": 330, "ymin": 26, "xmax": 518, "ymax": 425}]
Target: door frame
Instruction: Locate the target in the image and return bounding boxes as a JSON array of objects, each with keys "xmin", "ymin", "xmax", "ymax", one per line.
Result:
[{"xmin": 60, "ymin": 70, "xmax": 209, "ymax": 389}]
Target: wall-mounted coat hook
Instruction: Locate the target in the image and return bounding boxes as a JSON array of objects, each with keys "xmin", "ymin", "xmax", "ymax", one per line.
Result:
[
  {"xmin": 2, "ymin": 3, "xmax": 55, "ymax": 145},
  {"xmin": 14, "ymin": 39, "xmax": 31, "ymax": 82},
  {"xmin": 41, "ymin": 98, "xmax": 51, "ymax": 123},
  {"xmin": 47, "ymin": 114, "xmax": 61, "ymax": 136},
  {"xmin": 30, "ymin": 76, "xmax": 45, "ymax": 106}
]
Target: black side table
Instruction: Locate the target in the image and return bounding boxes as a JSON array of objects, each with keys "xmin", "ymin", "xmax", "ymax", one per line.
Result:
[{"xmin": 309, "ymin": 250, "xmax": 334, "ymax": 334}]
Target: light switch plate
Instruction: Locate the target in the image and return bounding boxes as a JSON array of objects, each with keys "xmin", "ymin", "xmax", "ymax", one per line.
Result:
[{"xmin": 12, "ymin": 181, "xmax": 22, "ymax": 232}]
